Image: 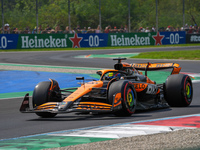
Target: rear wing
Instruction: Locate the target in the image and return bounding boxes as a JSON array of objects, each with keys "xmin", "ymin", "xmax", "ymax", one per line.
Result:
[{"xmin": 131, "ymin": 62, "xmax": 181, "ymax": 75}]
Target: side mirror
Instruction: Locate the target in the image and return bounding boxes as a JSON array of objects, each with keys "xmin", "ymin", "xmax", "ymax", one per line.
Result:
[{"xmin": 96, "ymin": 71, "xmax": 102, "ymax": 76}]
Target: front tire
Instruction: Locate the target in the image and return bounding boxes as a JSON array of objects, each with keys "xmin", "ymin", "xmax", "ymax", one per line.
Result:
[
  {"xmin": 32, "ymin": 81, "xmax": 60, "ymax": 118},
  {"xmin": 164, "ymin": 74, "xmax": 193, "ymax": 107},
  {"xmin": 108, "ymin": 80, "xmax": 137, "ymax": 116}
]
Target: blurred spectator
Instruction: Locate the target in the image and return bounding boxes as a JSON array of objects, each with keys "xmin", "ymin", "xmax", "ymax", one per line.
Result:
[
  {"xmin": 1, "ymin": 23, "xmax": 199, "ymax": 35},
  {"xmin": 104, "ymin": 26, "xmax": 109, "ymax": 33},
  {"xmin": 194, "ymin": 24, "xmax": 198, "ymax": 30},
  {"xmin": 38, "ymin": 25, "xmax": 42, "ymax": 33},
  {"xmin": 72, "ymin": 28, "xmax": 76, "ymax": 33},
  {"xmin": 181, "ymin": 27, "xmax": 184, "ymax": 31},
  {"xmin": 138, "ymin": 27, "xmax": 145, "ymax": 32},
  {"xmin": 159, "ymin": 27, "xmax": 165, "ymax": 32},
  {"xmin": 95, "ymin": 25, "xmax": 101, "ymax": 33},
  {"xmin": 138, "ymin": 27, "xmax": 142, "ymax": 32},
  {"xmin": 32, "ymin": 27, "xmax": 37, "ymax": 34},
  {"xmin": 87, "ymin": 27, "xmax": 93, "ymax": 33},
  {"xmin": 46, "ymin": 25, "xmax": 52, "ymax": 31},
  {"xmin": 119, "ymin": 25, "xmax": 124, "ymax": 33},
  {"xmin": 42, "ymin": 30, "xmax": 47, "ymax": 34},
  {"xmin": 165, "ymin": 26, "xmax": 171, "ymax": 32},
  {"xmin": 185, "ymin": 24, "xmax": 189, "ymax": 30},
  {"xmin": 12, "ymin": 27, "xmax": 20, "ymax": 34},
  {"xmin": 175, "ymin": 27, "xmax": 180, "ymax": 31},
  {"xmin": 187, "ymin": 25, "xmax": 195, "ymax": 34},
  {"xmin": 50, "ymin": 29, "xmax": 55, "ymax": 34},
  {"xmin": 145, "ymin": 27, "xmax": 150, "ymax": 32},
  {"xmin": 4, "ymin": 23, "xmax": 10, "ymax": 34},
  {"xmin": 76, "ymin": 25, "xmax": 80, "ymax": 30},
  {"xmin": 12, "ymin": 28, "xmax": 16, "ymax": 34},
  {"xmin": 44, "ymin": 24, "xmax": 55, "ymax": 34},
  {"xmin": 124, "ymin": 25, "xmax": 128, "ymax": 33},
  {"xmin": 24, "ymin": 26, "xmax": 31, "ymax": 34},
  {"xmin": 166, "ymin": 27, "xmax": 170, "ymax": 31},
  {"xmin": 15, "ymin": 28, "xmax": 20, "ymax": 34},
  {"xmin": 197, "ymin": 26, "xmax": 200, "ymax": 33},
  {"xmin": 151, "ymin": 26, "xmax": 156, "ymax": 32},
  {"xmin": 193, "ymin": 24, "xmax": 198, "ymax": 33},
  {"xmin": 55, "ymin": 24, "xmax": 62, "ymax": 33},
  {"xmin": 171, "ymin": 26, "xmax": 176, "ymax": 31},
  {"xmin": 63, "ymin": 26, "xmax": 70, "ymax": 33},
  {"xmin": 113, "ymin": 26, "xmax": 118, "ymax": 33},
  {"xmin": 109, "ymin": 25, "xmax": 114, "ymax": 32},
  {"xmin": 76, "ymin": 25, "xmax": 81, "ymax": 33},
  {"xmin": 81, "ymin": 27, "xmax": 87, "ymax": 34}
]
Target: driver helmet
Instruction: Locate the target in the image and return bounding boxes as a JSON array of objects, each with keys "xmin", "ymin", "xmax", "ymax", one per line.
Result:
[
  {"xmin": 107, "ymin": 72, "xmax": 121, "ymax": 79},
  {"xmin": 107, "ymin": 72, "xmax": 114, "ymax": 79},
  {"xmin": 108, "ymin": 72, "xmax": 114, "ymax": 77}
]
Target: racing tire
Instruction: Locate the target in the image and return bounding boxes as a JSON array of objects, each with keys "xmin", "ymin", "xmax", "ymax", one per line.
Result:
[
  {"xmin": 108, "ymin": 80, "xmax": 137, "ymax": 116},
  {"xmin": 32, "ymin": 81, "xmax": 58, "ymax": 118},
  {"xmin": 164, "ymin": 74, "xmax": 193, "ymax": 107}
]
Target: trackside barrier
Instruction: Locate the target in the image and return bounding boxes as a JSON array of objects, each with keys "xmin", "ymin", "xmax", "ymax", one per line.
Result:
[
  {"xmin": 0, "ymin": 34, "xmax": 19, "ymax": 49},
  {"xmin": 186, "ymin": 34, "xmax": 200, "ymax": 43},
  {"xmin": 0, "ymin": 31, "xmax": 187, "ymax": 50}
]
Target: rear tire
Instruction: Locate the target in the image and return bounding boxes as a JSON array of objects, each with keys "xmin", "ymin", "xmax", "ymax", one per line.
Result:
[
  {"xmin": 108, "ymin": 80, "xmax": 137, "ymax": 116},
  {"xmin": 164, "ymin": 74, "xmax": 193, "ymax": 107},
  {"xmin": 32, "ymin": 81, "xmax": 58, "ymax": 118}
]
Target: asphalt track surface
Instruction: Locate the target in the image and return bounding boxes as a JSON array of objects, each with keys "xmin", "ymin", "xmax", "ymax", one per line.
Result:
[{"xmin": 0, "ymin": 46, "xmax": 200, "ymax": 140}]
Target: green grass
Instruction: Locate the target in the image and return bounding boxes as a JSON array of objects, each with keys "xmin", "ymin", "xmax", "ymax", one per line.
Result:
[
  {"xmin": 1, "ymin": 43, "xmax": 200, "ymax": 52},
  {"xmin": 131, "ymin": 50, "xmax": 200, "ymax": 60}
]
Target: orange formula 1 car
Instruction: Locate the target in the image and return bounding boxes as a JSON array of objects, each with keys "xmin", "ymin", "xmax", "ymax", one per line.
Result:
[{"xmin": 20, "ymin": 58, "xmax": 193, "ymax": 118}]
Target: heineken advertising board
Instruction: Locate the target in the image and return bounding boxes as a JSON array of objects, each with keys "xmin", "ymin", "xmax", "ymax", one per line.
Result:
[
  {"xmin": 17, "ymin": 34, "xmax": 69, "ymax": 49},
  {"xmin": 0, "ymin": 31, "xmax": 186, "ymax": 50},
  {"xmin": 107, "ymin": 31, "xmax": 186, "ymax": 47},
  {"xmin": 17, "ymin": 33, "xmax": 109, "ymax": 49},
  {"xmin": 108, "ymin": 33, "xmax": 156, "ymax": 46}
]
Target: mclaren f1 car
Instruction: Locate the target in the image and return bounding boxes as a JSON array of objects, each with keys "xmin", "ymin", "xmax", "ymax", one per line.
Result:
[{"xmin": 20, "ymin": 58, "xmax": 193, "ymax": 118}]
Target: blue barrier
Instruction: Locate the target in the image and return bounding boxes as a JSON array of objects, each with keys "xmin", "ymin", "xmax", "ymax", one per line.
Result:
[
  {"xmin": 160, "ymin": 31, "xmax": 186, "ymax": 45},
  {"xmin": 79, "ymin": 33, "xmax": 108, "ymax": 47},
  {"xmin": 0, "ymin": 34, "xmax": 19, "ymax": 49}
]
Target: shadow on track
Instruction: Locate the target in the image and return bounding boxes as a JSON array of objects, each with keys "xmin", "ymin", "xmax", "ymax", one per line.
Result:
[{"xmin": 26, "ymin": 108, "xmax": 172, "ymax": 122}]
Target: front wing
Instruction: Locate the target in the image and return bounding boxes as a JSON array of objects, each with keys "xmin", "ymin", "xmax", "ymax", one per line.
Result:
[
  {"xmin": 20, "ymin": 93, "xmax": 122, "ymax": 114},
  {"xmin": 20, "ymin": 93, "xmax": 169, "ymax": 115}
]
